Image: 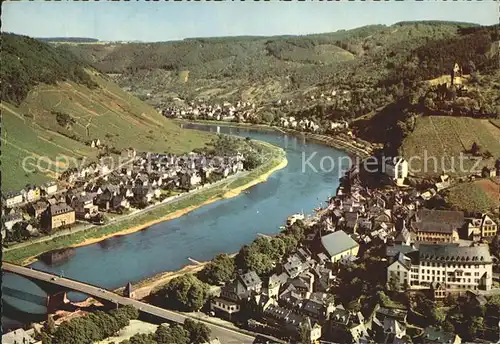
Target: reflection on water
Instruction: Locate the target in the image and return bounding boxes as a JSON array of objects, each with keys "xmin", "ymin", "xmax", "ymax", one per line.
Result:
[
  {"xmin": 39, "ymin": 247, "xmax": 75, "ymax": 266},
  {"xmin": 2, "ymin": 272, "xmax": 48, "ymax": 328},
  {"xmin": 98, "ymin": 235, "xmax": 126, "ymax": 250}
]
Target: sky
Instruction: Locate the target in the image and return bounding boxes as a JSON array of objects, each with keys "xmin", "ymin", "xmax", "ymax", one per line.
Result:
[{"xmin": 2, "ymin": 1, "xmax": 498, "ymax": 42}]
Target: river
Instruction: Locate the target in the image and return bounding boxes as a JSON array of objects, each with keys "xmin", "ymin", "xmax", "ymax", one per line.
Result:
[{"xmin": 2, "ymin": 124, "xmax": 351, "ymax": 329}]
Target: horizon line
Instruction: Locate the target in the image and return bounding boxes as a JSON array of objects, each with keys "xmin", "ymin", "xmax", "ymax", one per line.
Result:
[{"xmin": 5, "ymin": 19, "xmax": 487, "ymax": 44}]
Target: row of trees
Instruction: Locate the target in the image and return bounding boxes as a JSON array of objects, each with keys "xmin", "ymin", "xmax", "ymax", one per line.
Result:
[
  {"xmin": 114, "ymin": 319, "xmax": 211, "ymax": 344},
  {"xmin": 40, "ymin": 304, "xmax": 211, "ymax": 344},
  {"xmin": 155, "ymin": 220, "xmax": 307, "ymax": 312},
  {"xmin": 41, "ymin": 305, "xmax": 139, "ymax": 344}
]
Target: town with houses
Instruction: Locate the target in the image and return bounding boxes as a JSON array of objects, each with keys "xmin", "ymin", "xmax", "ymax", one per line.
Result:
[
  {"xmin": 1, "ymin": 148, "xmax": 245, "ymax": 245},
  {"xmin": 204, "ymin": 153, "xmax": 500, "ymax": 344},
  {"xmin": 159, "ymin": 90, "xmax": 352, "ymax": 135},
  {"xmin": 2, "ymin": 110, "xmax": 500, "ymax": 344}
]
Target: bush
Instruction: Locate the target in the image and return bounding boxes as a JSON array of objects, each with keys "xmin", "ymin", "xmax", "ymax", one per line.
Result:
[
  {"xmin": 199, "ymin": 253, "xmax": 235, "ymax": 285},
  {"xmin": 53, "ymin": 111, "xmax": 75, "ymax": 127},
  {"xmin": 160, "ymin": 274, "xmax": 209, "ymax": 311}
]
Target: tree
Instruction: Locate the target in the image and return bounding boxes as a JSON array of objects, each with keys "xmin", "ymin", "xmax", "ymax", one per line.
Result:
[
  {"xmin": 278, "ymin": 233, "xmax": 298, "ymax": 255},
  {"xmin": 162, "ymin": 274, "xmax": 209, "ymax": 311},
  {"xmin": 184, "ymin": 319, "xmax": 211, "ymax": 344},
  {"xmin": 262, "ymin": 112, "xmax": 275, "ymax": 124},
  {"xmin": 243, "ymin": 152, "xmax": 261, "ymax": 170},
  {"xmin": 424, "ymin": 97, "xmax": 436, "ymax": 111},
  {"xmin": 236, "ymin": 244, "xmax": 274, "ymax": 275},
  {"xmin": 200, "ymin": 253, "xmax": 235, "ymax": 285},
  {"xmin": 270, "ymin": 237, "xmax": 287, "ymax": 261},
  {"xmin": 286, "ymin": 220, "xmax": 306, "ymax": 242},
  {"xmin": 155, "ymin": 324, "xmax": 189, "ymax": 344},
  {"xmin": 126, "ymin": 333, "xmax": 156, "ymax": 344},
  {"xmin": 299, "ymin": 321, "xmax": 311, "ymax": 344},
  {"xmin": 388, "ymin": 272, "xmax": 400, "ymax": 291},
  {"xmin": 442, "ymin": 320, "xmax": 455, "ymax": 333},
  {"xmin": 466, "ymin": 316, "xmax": 484, "ymax": 340},
  {"xmin": 487, "ymin": 295, "xmax": 500, "ymax": 317},
  {"xmin": 41, "ymin": 332, "xmax": 52, "ymax": 344}
]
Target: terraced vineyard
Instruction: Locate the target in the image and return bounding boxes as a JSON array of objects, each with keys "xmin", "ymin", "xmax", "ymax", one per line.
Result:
[
  {"xmin": 445, "ymin": 181, "xmax": 499, "ymax": 213},
  {"xmin": 400, "ymin": 116, "xmax": 500, "ymax": 176}
]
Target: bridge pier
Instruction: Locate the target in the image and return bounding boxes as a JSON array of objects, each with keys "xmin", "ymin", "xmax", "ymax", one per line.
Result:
[{"xmin": 46, "ymin": 292, "xmax": 69, "ymax": 314}]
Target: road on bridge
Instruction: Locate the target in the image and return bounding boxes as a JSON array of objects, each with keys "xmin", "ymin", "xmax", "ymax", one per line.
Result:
[{"xmin": 3, "ymin": 262, "xmax": 263, "ymax": 344}]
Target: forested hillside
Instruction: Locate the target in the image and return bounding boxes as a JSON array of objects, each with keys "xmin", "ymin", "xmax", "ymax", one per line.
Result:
[
  {"xmin": 1, "ymin": 33, "xmax": 97, "ymax": 104},
  {"xmin": 64, "ymin": 21, "xmax": 484, "ymax": 105}
]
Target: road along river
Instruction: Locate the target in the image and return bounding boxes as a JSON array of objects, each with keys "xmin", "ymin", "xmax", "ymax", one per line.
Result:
[{"xmin": 2, "ymin": 124, "xmax": 351, "ymax": 329}]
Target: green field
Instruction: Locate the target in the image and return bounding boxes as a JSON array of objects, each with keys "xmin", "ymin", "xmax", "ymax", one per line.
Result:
[
  {"xmin": 1, "ymin": 72, "xmax": 212, "ymax": 191},
  {"xmin": 3, "ymin": 141, "xmax": 286, "ymax": 265},
  {"xmin": 400, "ymin": 116, "xmax": 500, "ymax": 176},
  {"xmin": 444, "ymin": 181, "xmax": 499, "ymax": 213}
]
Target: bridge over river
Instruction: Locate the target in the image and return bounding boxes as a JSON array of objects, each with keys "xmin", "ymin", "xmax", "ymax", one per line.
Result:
[{"xmin": 3, "ymin": 262, "xmax": 285, "ymax": 344}]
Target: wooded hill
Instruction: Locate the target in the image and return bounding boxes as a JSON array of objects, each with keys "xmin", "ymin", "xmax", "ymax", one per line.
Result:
[
  {"xmin": 0, "ymin": 33, "xmax": 212, "ymax": 191},
  {"xmin": 61, "ymin": 22, "xmax": 498, "ymax": 122}
]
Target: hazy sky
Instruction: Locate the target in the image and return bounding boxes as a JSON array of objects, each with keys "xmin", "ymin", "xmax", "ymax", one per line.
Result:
[{"xmin": 2, "ymin": 1, "xmax": 498, "ymax": 42}]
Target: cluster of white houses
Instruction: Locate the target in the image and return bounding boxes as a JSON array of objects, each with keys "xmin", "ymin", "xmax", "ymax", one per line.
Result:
[
  {"xmin": 333, "ymin": 160, "xmax": 498, "ymax": 298},
  {"xmin": 160, "ymin": 100, "xmax": 258, "ymax": 122}
]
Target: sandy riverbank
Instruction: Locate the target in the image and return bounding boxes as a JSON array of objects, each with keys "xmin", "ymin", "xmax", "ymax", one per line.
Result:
[
  {"xmin": 114, "ymin": 252, "xmax": 239, "ymax": 299},
  {"xmin": 9, "ymin": 144, "xmax": 286, "ymax": 267},
  {"xmin": 223, "ymin": 158, "xmax": 288, "ymax": 199},
  {"xmin": 115, "ymin": 262, "xmax": 209, "ymax": 299}
]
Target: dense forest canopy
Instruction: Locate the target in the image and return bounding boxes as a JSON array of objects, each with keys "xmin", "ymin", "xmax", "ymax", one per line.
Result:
[
  {"xmin": 0, "ymin": 33, "xmax": 97, "ymax": 103},
  {"xmin": 383, "ymin": 24, "xmax": 499, "ymax": 86}
]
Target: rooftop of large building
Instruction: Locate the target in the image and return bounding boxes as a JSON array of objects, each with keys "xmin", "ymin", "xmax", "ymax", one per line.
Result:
[
  {"xmin": 321, "ymin": 230, "xmax": 359, "ymax": 257},
  {"xmin": 49, "ymin": 203, "xmax": 74, "ymax": 216},
  {"xmin": 418, "ymin": 243, "xmax": 492, "ymax": 264}
]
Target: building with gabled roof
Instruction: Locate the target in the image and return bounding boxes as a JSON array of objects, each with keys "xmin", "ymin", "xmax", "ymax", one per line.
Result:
[
  {"xmin": 320, "ymin": 230, "xmax": 359, "ymax": 263},
  {"xmin": 45, "ymin": 203, "xmax": 75, "ymax": 230},
  {"xmin": 411, "ymin": 209, "xmax": 464, "ymax": 243},
  {"xmin": 386, "ymin": 243, "xmax": 493, "ymax": 293},
  {"xmin": 2, "ymin": 190, "xmax": 24, "ymax": 208}
]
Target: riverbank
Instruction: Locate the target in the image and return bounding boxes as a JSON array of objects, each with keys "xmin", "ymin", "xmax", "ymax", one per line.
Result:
[
  {"xmin": 178, "ymin": 119, "xmax": 373, "ymax": 157},
  {"xmin": 3, "ymin": 141, "xmax": 287, "ymax": 266},
  {"xmin": 175, "ymin": 118, "xmax": 286, "ymax": 133}
]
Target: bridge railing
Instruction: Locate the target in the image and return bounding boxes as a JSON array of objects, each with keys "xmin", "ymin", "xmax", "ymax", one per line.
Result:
[{"xmin": 2, "ymin": 262, "xmax": 126, "ymax": 295}]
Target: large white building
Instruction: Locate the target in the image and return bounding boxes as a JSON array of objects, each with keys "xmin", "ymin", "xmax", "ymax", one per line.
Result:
[{"xmin": 388, "ymin": 243, "xmax": 492, "ymax": 293}]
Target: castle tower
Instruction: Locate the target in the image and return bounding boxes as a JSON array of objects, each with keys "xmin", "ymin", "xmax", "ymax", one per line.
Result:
[{"xmin": 451, "ymin": 63, "xmax": 462, "ymax": 86}]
